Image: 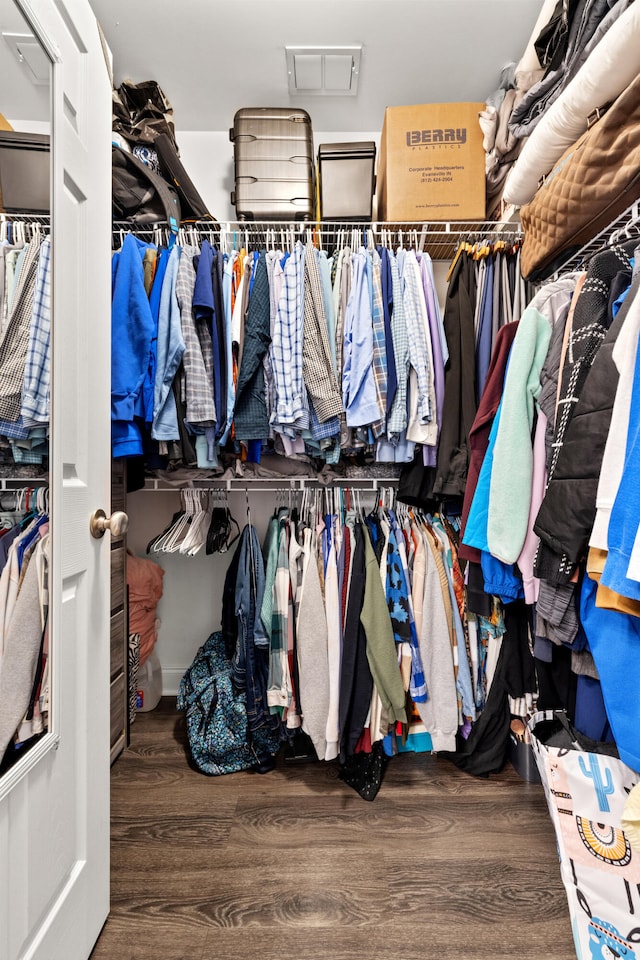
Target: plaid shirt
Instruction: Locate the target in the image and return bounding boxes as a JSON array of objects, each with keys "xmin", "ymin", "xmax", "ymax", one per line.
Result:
[
  {"xmin": 387, "ymin": 253, "xmax": 409, "ymax": 438},
  {"xmin": 21, "ymin": 237, "xmax": 51, "ymax": 424},
  {"xmin": 303, "ymin": 245, "xmax": 342, "ymax": 423},
  {"xmin": 0, "ymin": 416, "xmax": 30, "ymax": 440},
  {"xmin": 176, "ymin": 245, "xmax": 216, "ymax": 426},
  {"xmin": 402, "ymin": 250, "xmax": 433, "ymax": 426},
  {"xmin": 369, "ymin": 249, "xmax": 387, "ymax": 439},
  {"xmin": 333, "ymin": 248, "xmax": 349, "ymax": 389},
  {"xmin": 309, "ymin": 403, "xmax": 340, "ymax": 441},
  {"xmin": 0, "ymin": 236, "xmax": 42, "ymax": 422},
  {"xmin": 271, "ymin": 242, "xmax": 308, "ymax": 430}
]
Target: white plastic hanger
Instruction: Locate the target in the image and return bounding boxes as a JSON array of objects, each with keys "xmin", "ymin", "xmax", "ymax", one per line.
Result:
[{"xmin": 180, "ymin": 489, "xmax": 213, "ymax": 556}]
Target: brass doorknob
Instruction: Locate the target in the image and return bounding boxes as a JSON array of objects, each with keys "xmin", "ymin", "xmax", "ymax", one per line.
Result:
[{"xmin": 90, "ymin": 508, "xmax": 129, "ymax": 539}]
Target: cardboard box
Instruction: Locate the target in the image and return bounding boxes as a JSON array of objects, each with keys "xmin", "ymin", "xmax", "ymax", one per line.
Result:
[{"xmin": 376, "ymin": 102, "xmax": 485, "ymax": 221}]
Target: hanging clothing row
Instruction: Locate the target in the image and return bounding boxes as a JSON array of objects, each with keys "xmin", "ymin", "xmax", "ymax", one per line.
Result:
[
  {"xmin": 412, "ymin": 236, "xmax": 640, "ymax": 775},
  {"xmin": 399, "ymin": 239, "xmax": 535, "ymax": 504},
  {"xmin": 0, "ymin": 484, "xmax": 50, "ymax": 774},
  {"xmin": 0, "ymin": 217, "xmax": 51, "ymax": 474},
  {"xmin": 110, "ymin": 229, "xmax": 524, "ymax": 485},
  {"xmin": 217, "ymin": 484, "xmax": 536, "ymax": 790}
]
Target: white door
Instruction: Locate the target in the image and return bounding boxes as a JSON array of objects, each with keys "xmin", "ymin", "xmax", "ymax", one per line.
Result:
[{"xmin": 0, "ymin": 1, "xmax": 113, "ymax": 958}]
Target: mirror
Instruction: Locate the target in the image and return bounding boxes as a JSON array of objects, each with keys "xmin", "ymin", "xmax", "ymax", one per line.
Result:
[{"xmin": 0, "ymin": 0, "xmax": 51, "ymax": 782}]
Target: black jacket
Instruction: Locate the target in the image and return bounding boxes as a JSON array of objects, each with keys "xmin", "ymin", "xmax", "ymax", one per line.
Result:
[
  {"xmin": 534, "ymin": 261, "xmax": 637, "ymax": 580},
  {"xmin": 432, "ymin": 252, "xmax": 477, "ymax": 497}
]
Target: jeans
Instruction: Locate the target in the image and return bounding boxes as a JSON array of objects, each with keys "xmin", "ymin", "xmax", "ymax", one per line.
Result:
[{"xmin": 233, "ymin": 524, "xmax": 276, "ymax": 737}]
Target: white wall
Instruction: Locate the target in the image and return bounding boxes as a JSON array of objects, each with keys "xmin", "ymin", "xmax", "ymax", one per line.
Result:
[
  {"xmin": 177, "ymin": 129, "xmax": 380, "ymax": 223},
  {"xmin": 127, "ymin": 127, "xmax": 449, "ymax": 697},
  {"xmin": 127, "ymin": 488, "xmax": 279, "ymax": 696},
  {"xmin": 5, "ymin": 119, "xmax": 50, "ymax": 134}
]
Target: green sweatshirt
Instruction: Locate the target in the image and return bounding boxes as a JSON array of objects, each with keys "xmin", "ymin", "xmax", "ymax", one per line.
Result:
[{"xmin": 360, "ymin": 530, "xmax": 407, "ymax": 725}]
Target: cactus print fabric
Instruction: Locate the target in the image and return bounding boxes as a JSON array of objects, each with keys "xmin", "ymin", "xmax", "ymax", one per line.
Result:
[{"xmin": 529, "ymin": 710, "xmax": 640, "ymax": 960}]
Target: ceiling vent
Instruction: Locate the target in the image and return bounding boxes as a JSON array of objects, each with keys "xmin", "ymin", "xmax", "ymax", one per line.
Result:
[
  {"xmin": 285, "ymin": 46, "xmax": 362, "ymax": 96},
  {"xmin": 3, "ymin": 32, "xmax": 50, "ymax": 85}
]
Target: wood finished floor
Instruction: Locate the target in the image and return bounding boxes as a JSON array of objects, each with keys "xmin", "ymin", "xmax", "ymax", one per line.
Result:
[{"xmin": 90, "ymin": 699, "xmax": 576, "ymax": 960}]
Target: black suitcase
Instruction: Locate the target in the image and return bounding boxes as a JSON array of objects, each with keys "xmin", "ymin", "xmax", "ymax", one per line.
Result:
[
  {"xmin": 0, "ymin": 131, "xmax": 49, "ymax": 214},
  {"xmin": 229, "ymin": 107, "xmax": 315, "ymax": 220},
  {"xmin": 318, "ymin": 141, "xmax": 376, "ymax": 221}
]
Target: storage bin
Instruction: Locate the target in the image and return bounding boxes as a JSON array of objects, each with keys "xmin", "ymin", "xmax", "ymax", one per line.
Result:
[
  {"xmin": 508, "ymin": 727, "xmax": 541, "ymax": 783},
  {"xmin": 0, "ymin": 131, "xmax": 50, "ymax": 213},
  {"xmin": 318, "ymin": 141, "xmax": 376, "ymax": 221},
  {"xmin": 136, "ymin": 648, "xmax": 162, "ymax": 712}
]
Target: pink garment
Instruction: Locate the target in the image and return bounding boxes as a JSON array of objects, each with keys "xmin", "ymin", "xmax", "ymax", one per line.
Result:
[
  {"xmin": 126, "ymin": 551, "xmax": 164, "ymax": 666},
  {"xmin": 517, "ymin": 410, "xmax": 547, "ymax": 604}
]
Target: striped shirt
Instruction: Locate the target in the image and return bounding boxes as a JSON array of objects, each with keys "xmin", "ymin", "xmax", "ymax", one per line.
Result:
[
  {"xmin": 271, "ymin": 242, "xmax": 309, "ymax": 430},
  {"xmin": 302, "ymin": 245, "xmax": 342, "ymax": 423},
  {"xmin": 387, "ymin": 253, "xmax": 410, "ymax": 438},
  {"xmin": 402, "ymin": 250, "xmax": 433, "ymax": 427},
  {"xmin": 176, "ymin": 245, "xmax": 216, "ymax": 426},
  {"xmin": 369, "ymin": 248, "xmax": 387, "ymax": 439},
  {"xmin": 21, "ymin": 237, "xmax": 51, "ymax": 423},
  {"xmin": 0, "ymin": 236, "xmax": 42, "ymax": 422}
]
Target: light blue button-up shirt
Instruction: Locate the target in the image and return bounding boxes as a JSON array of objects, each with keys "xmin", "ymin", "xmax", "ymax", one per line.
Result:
[
  {"xmin": 342, "ymin": 251, "xmax": 380, "ymax": 427},
  {"xmin": 152, "ymin": 244, "xmax": 185, "ymax": 441}
]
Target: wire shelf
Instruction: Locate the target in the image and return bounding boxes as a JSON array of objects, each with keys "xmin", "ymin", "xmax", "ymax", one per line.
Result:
[
  {"xmin": 112, "ymin": 217, "xmax": 524, "ymax": 260},
  {"xmin": 141, "ymin": 474, "xmax": 400, "ymax": 492},
  {"xmin": 549, "ymin": 199, "xmax": 640, "ymax": 278}
]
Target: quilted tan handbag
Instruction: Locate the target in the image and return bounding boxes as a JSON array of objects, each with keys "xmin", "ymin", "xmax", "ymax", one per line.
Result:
[{"xmin": 520, "ymin": 73, "xmax": 640, "ymax": 281}]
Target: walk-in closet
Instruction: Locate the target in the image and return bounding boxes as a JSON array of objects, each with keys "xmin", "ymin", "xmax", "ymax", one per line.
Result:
[{"xmin": 2, "ymin": 1, "xmax": 640, "ymax": 959}]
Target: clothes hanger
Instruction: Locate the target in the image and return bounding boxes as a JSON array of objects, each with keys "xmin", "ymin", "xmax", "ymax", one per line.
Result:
[
  {"xmin": 205, "ymin": 488, "xmax": 237, "ymax": 554},
  {"xmin": 244, "ymin": 486, "xmax": 252, "ymax": 528},
  {"xmin": 148, "ymin": 490, "xmax": 191, "ymax": 554},
  {"xmin": 146, "ymin": 501, "xmax": 184, "ymax": 554},
  {"xmin": 15, "ymin": 221, "xmax": 26, "ymax": 246},
  {"xmin": 159, "ymin": 488, "xmax": 197, "ymax": 553},
  {"xmin": 179, "ymin": 489, "xmax": 211, "ymax": 556},
  {"xmin": 0, "ymin": 489, "xmax": 25, "ymax": 529}
]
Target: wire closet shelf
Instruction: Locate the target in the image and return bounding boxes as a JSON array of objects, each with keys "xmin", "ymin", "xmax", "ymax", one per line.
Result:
[
  {"xmin": 111, "ymin": 218, "xmax": 524, "ymax": 261},
  {"xmin": 548, "ymin": 198, "xmax": 640, "ymax": 278}
]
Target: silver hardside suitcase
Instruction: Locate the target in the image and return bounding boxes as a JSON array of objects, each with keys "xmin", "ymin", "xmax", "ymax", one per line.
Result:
[{"xmin": 229, "ymin": 107, "xmax": 315, "ymax": 220}]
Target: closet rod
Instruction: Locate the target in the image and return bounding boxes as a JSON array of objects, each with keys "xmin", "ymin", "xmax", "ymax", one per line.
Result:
[
  {"xmin": 0, "ymin": 478, "xmax": 48, "ymax": 491},
  {"xmin": 141, "ymin": 476, "xmax": 399, "ymax": 492},
  {"xmin": 0, "ymin": 213, "xmax": 50, "ymax": 225},
  {"xmin": 112, "ymin": 217, "xmax": 524, "ymax": 260},
  {"xmin": 0, "ymin": 213, "xmax": 50, "ymax": 240}
]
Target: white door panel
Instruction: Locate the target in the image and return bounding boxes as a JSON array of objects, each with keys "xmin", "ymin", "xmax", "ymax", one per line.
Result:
[{"xmin": 0, "ymin": 1, "xmax": 112, "ymax": 958}]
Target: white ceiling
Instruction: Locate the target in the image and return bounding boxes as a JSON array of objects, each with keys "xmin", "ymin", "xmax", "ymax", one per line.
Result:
[
  {"xmin": 87, "ymin": 0, "xmax": 544, "ymax": 134},
  {"xmin": 0, "ymin": 2, "xmax": 51, "ymax": 125},
  {"xmin": 0, "ymin": 0, "xmax": 545, "ymax": 133}
]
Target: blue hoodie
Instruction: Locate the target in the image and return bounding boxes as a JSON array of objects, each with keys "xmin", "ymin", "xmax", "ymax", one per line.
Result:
[{"xmin": 111, "ymin": 234, "xmax": 156, "ymax": 457}]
